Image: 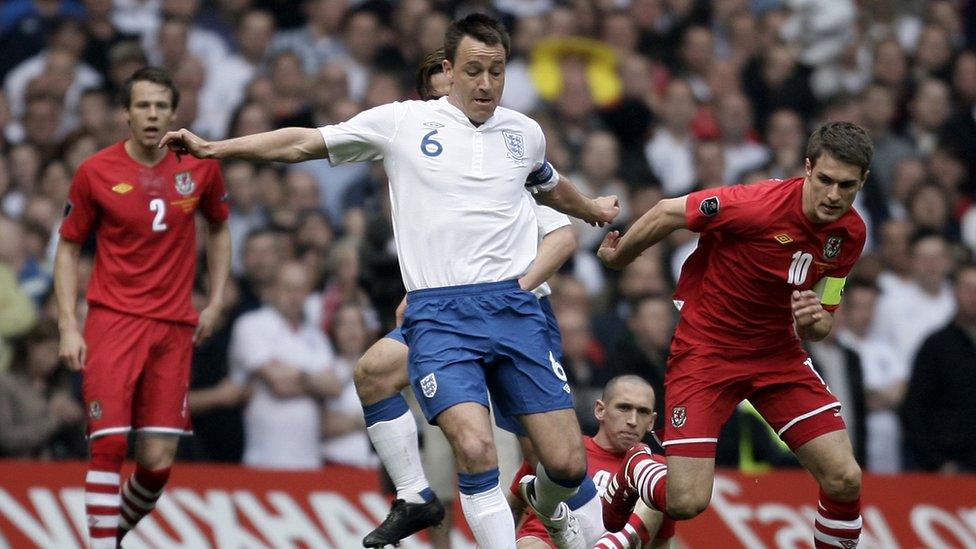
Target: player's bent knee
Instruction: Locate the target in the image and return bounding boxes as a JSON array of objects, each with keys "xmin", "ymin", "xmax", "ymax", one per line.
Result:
[
  {"xmin": 451, "ymin": 431, "xmax": 497, "ymax": 472},
  {"xmin": 821, "ymin": 462, "xmax": 862, "ymax": 499},
  {"xmin": 666, "ymin": 491, "xmax": 710, "ymax": 520}
]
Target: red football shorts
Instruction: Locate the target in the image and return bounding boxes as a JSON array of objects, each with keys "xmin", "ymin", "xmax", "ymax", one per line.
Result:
[
  {"xmin": 662, "ymin": 344, "xmax": 845, "ymax": 457},
  {"xmin": 82, "ymin": 306, "xmax": 193, "ymax": 439}
]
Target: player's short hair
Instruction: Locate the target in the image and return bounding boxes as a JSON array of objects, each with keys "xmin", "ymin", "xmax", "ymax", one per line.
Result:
[
  {"xmin": 119, "ymin": 66, "xmax": 180, "ymax": 110},
  {"xmin": 444, "ymin": 13, "xmax": 510, "ymax": 63},
  {"xmin": 601, "ymin": 375, "xmax": 655, "ymax": 403},
  {"xmin": 805, "ymin": 121, "xmax": 874, "ymax": 176},
  {"xmin": 416, "ymin": 48, "xmax": 446, "ymax": 100}
]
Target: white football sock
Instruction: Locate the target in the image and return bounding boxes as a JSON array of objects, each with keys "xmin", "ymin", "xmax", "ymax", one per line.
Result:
[{"xmin": 366, "ymin": 411, "xmax": 431, "ymax": 503}]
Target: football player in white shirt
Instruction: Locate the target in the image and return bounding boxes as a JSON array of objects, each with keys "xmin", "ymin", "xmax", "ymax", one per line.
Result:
[
  {"xmin": 161, "ymin": 14, "xmax": 618, "ymax": 549},
  {"xmin": 354, "ymin": 49, "xmax": 601, "ymax": 549}
]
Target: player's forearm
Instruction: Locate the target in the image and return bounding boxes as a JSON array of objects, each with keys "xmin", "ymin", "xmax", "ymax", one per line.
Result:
[
  {"xmin": 208, "ymin": 128, "xmax": 327, "ymax": 163},
  {"xmin": 519, "ymin": 226, "xmax": 576, "ymax": 291},
  {"xmin": 609, "ymin": 197, "xmax": 687, "ymax": 268},
  {"xmin": 536, "ymin": 176, "xmax": 600, "ymax": 223},
  {"xmin": 53, "ymin": 240, "xmax": 82, "ymax": 331},
  {"xmin": 204, "ymin": 221, "xmax": 232, "ymax": 308}
]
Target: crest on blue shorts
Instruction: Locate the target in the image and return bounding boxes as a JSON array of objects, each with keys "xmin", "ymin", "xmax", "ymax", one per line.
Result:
[
  {"xmin": 421, "ymin": 373, "xmax": 437, "ymax": 398},
  {"xmin": 502, "ymin": 131, "xmax": 525, "ymax": 160}
]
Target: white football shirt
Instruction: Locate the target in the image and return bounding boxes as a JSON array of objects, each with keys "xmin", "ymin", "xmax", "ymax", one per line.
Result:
[{"xmin": 319, "ymin": 97, "xmax": 554, "ymax": 291}]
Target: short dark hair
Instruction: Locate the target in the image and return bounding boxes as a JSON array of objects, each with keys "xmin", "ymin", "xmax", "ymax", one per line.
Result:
[
  {"xmin": 601, "ymin": 375, "xmax": 655, "ymax": 403},
  {"xmin": 416, "ymin": 48, "xmax": 446, "ymax": 99},
  {"xmin": 805, "ymin": 121, "xmax": 874, "ymax": 176},
  {"xmin": 444, "ymin": 13, "xmax": 510, "ymax": 63},
  {"xmin": 118, "ymin": 66, "xmax": 180, "ymax": 110}
]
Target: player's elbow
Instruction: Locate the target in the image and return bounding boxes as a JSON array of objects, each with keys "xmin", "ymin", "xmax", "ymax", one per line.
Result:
[{"xmin": 553, "ymin": 226, "xmax": 577, "ymax": 258}]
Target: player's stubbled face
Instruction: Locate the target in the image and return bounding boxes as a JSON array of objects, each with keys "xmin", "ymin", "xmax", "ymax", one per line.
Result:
[
  {"xmin": 802, "ymin": 153, "xmax": 866, "ymax": 224},
  {"xmin": 124, "ymin": 81, "xmax": 176, "ymax": 148},
  {"xmin": 445, "ymin": 36, "xmax": 505, "ymax": 124},
  {"xmin": 601, "ymin": 383, "xmax": 656, "ymax": 453}
]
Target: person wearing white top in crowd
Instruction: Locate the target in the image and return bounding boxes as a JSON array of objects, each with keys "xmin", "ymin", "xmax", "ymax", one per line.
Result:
[{"xmin": 229, "ymin": 261, "xmax": 343, "ymax": 469}]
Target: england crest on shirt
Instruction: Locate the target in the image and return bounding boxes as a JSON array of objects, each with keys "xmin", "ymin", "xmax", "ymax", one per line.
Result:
[
  {"xmin": 502, "ymin": 130, "xmax": 525, "ymax": 160},
  {"xmin": 174, "ymin": 171, "xmax": 196, "ymax": 196},
  {"xmin": 823, "ymin": 235, "xmax": 843, "ymax": 260}
]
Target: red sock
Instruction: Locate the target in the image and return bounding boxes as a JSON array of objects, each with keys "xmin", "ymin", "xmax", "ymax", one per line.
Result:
[
  {"xmin": 628, "ymin": 454, "xmax": 668, "ymax": 515},
  {"xmin": 119, "ymin": 464, "xmax": 171, "ymax": 537},
  {"xmin": 594, "ymin": 513, "xmax": 652, "ymax": 549},
  {"xmin": 86, "ymin": 435, "xmax": 127, "ymax": 548},
  {"xmin": 815, "ymin": 488, "xmax": 861, "ymax": 548}
]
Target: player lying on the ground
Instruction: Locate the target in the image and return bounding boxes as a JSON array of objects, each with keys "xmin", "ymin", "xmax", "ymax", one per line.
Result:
[
  {"xmin": 597, "ymin": 122, "xmax": 873, "ymax": 549},
  {"xmin": 508, "ymin": 375, "xmax": 675, "ymax": 549}
]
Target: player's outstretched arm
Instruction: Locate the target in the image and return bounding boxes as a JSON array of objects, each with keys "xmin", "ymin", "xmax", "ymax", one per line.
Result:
[
  {"xmin": 159, "ymin": 127, "xmax": 328, "ymax": 163},
  {"xmin": 53, "ymin": 238, "xmax": 86, "ymax": 371},
  {"xmin": 195, "ymin": 220, "xmax": 232, "ymax": 345},
  {"xmin": 518, "ymin": 225, "xmax": 576, "ymax": 291},
  {"xmin": 598, "ymin": 197, "xmax": 687, "ymax": 270},
  {"xmin": 791, "ymin": 290, "xmax": 833, "ymax": 341},
  {"xmin": 535, "ymin": 175, "xmax": 619, "ymax": 226}
]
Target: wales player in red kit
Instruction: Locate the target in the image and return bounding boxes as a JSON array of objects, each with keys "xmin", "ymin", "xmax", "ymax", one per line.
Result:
[
  {"xmin": 54, "ymin": 67, "xmax": 231, "ymax": 549},
  {"xmin": 598, "ymin": 122, "xmax": 872, "ymax": 549},
  {"xmin": 509, "ymin": 376, "xmax": 675, "ymax": 548}
]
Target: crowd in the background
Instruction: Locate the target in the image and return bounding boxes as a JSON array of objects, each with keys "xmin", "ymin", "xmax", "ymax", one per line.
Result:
[{"xmin": 1, "ymin": 0, "xmax": 975, "ymax": 475}]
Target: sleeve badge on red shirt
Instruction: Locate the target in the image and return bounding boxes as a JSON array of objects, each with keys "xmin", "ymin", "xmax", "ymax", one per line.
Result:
[
  {"xmin": 823, "ymin": 235, "xmax": 843, "ymax": 260},
  {"xmin": 699, "ymin": 196, "xmax": 719, "ymax": 216},
  {"xmin": 671, "ymin": 405, "xmax": 687, "ymax": 428},
  {"xmin": 174, "ymin": 171, "xmax": 197, "ymax": 196}
]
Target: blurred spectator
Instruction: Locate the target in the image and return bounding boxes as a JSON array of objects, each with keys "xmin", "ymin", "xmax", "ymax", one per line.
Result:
[
  {"xmin": 0, "ymin": 261, "xmax": 37, "ymax": 373},
  {"xmin": 181, "ymin": 282, "xmax": 247, "ymax": 462},
  {"xmin": 0, "ymin": 319, "xmax": 85, "ymax": 458},
  {"xmin": 741, "ymin": 38, "xmax": 817, "ymax": 131},
  {"xmin": 763, "ymin": 108, "xmax": 806, "ymax": 179},
  {"xmin": 271, "ymin": 0, "xmax": 347, "ymax": 76},
  {"xmin": 81, "ymin": 0, "xmax": 139, "ymax": 76},
  {"xmin": 572, "ymin": 131, "xmax": 628, "ymax": 250},
  {"xmin": 676, "ymin": 25, "xmax": 715, "ymax": 102},
  {"xmin": 902, "ymin": 262, "xmax": 976, "ymax": 472},
  {"xmin": 608, "ymin": 294, "xmax": 675, "ymax": 431},
  {"xmin": 236, "ymin": 228, "xmax": 289, "ymax": 314},
  {"xmin": 906, "ymin": 77, "xmax": 952, "ymax": 156},
  {"xmin": 859, "ymin": 84, "xmax": 914, "ymax": 191},
  {"xmin": 806, "ymin": 309, "xmax": 869, "ymax": 466},
  {"xmin": 835, "ymin": 278, "xmax": 907, "ymax": 472},
  {"xmin": 0, "ymin": 214, "xmax": 50, "ymax": 306},
  {"xmin": 500, "ymin": 14, "xmax": 544, "ymax": 113},
  {"xmin": 559, "ymin": 305, "xmax": 611, "ymax": 435},
  {"xmin": 0, "ymin": 0, "xmax": 85, "ymax": 79},
  {"xmin": 312, "ymin": 238, "xmax": 379, "ymax": 336},
  {"xmin": 716, "ymin": 91, "xmax": 770, "ymax": 183},
  {"xmin": 229, "ymin": 261, "xmax": 341, "ymax": 469},
  {"xmin": 321, "ymin": 301, "xmax": 378, "ymax": 468},
  {"xmin": 872, "ymin": 231, "xmax": 956, "ymax": 366},
  {"xmin": 223, "ymin": 160, "xmax": 267, "ymax": 275},
  {"xmin": 644, "ymin": 78, "xmax": 698, "ymax": 197}
]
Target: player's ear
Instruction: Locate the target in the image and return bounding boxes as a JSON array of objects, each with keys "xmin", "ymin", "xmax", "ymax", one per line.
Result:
[
  {"xmin": 442, "ymin": 58, "xmax": 452, "ymax": 78},
  {"xmin": 804, "ymin": 157, "xmax": 812, "ymax": 177},
  {"xmin": 594, "ymin": 399, "xmax": 606, "ymax": 420},
  {"xmin": 647, "ymin": 412, "xmax": 657, "ymax": 433}
]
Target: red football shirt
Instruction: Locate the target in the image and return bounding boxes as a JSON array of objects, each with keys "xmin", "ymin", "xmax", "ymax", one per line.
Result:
[
  {"xmin": 60, "ymin": 142, "xmax": 228, "ymax": 325},
  {"xmin": 674, "ymin": 177, "xmax": 866, "ymax": 352},
  {"xmin": 512, "ymin": 437, "xmax": 675, "ymax": 543}
]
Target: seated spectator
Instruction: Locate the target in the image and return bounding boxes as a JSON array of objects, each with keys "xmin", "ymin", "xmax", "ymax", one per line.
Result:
[
  {"xmin": 321, "ymin": 301, "xmax": 378, "ymax": 468},
  {"xmin": 0, "ymin": 319, "xmax": 85, "ymax": 458},
  {"xmin": 230, "ymin": 261, "xmax": 342, "ymax": 469},
  {"xmin": 902, "ymin": 262, "xmax": 976, "ymax": 472}
]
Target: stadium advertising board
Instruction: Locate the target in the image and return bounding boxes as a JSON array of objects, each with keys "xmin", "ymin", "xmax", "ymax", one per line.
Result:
[{"xmin": 0, "ymin": 461, "xmax": 974, "ymax": 548}]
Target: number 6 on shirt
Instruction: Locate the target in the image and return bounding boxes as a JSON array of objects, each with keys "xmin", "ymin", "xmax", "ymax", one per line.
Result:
[{"xmin": 150, "ymin": 198, "xmax": 168, "ymax": 232}]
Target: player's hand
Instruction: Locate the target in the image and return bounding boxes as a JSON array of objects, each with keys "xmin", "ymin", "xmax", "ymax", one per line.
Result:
[
  {"xmin": 159, "ymin": 128, "xmax": 213, "ymax": 160},
  {"xmin": 194, "ymin": 304, "xmax": 221, "ymax": 346},
  {"xmin": 791, "ymin": 290, "xmax": 824, "ymax": 328},
  {"xmin": 589, "ymin": 195, "xmax": 620, "ymax": 227},
  {"xmin": 59, "ymin": 328, "xmax": 87, "ymax": 371},
  {"xmin": 394, "ymin": 295, "xmax": 408, "ymax": 327},
  {"xmin": 597, "ymin": 230, "xmax": 625, "ymax": 269}
]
